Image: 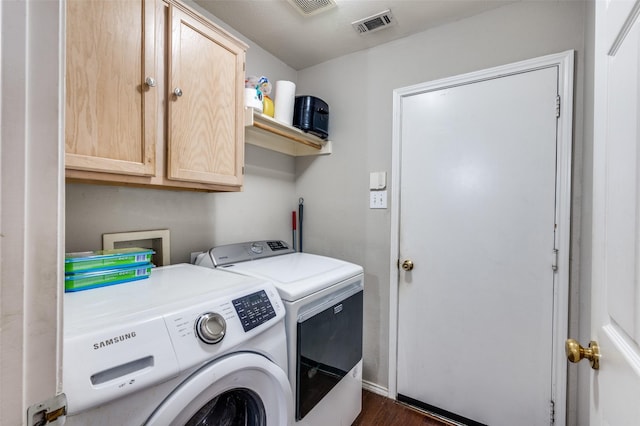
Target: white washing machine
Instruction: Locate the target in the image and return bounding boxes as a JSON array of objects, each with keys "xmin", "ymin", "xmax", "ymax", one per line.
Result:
[
  {"xmin": 63, "ymin": 263, "xmax": 293, "ymax": 426},
  {"xmin": 194, "ymin": 241, "xmax": 364, "ymax": 426}
]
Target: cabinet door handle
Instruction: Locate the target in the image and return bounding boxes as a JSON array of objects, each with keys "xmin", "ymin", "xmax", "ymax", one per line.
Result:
[
  {"xmin": 174, "ymin": 87, "xmax": 183, "ymax": 97},
  {"xmin": 145, "ymin": 77, "xmax": 157, "ymax": 87}
]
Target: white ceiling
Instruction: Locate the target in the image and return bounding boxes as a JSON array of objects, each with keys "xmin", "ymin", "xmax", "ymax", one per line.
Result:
[{"xmin": 195, "ymin": 0, "xmax": 517, "ymax": 70}]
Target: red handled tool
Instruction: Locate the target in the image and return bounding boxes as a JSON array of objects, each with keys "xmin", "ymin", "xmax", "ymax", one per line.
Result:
[
  {"xmin": 292, "ymin": 211, "xmax": 297, "ymax": 251},
  {"xmin": 298, "ymin": 198, "xmax": 304, "ymax": 252}
]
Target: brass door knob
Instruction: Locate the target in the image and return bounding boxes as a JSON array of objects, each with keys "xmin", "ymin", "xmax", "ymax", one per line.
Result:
[
  {"xmin": 401, "ymin": 259, "xmax": 414, "ymax": 271},
  {"xmin": 565, "ymin": 338, "xmax": 600, "ymax": 370}
]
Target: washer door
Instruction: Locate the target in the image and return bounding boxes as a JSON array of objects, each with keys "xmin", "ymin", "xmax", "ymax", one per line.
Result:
[{"xmin": 145, "ymin": 353, "xmax": 292, "ymax": 426}]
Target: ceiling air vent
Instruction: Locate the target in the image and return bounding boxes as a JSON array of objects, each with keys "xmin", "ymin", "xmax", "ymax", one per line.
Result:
[
  {"xmin": 286, "ymin": 0, "xmax": 337, "ymax": 17},
  {"xmin": 352, "ymin": 9, "xmax": 395, "ymax": 34}
]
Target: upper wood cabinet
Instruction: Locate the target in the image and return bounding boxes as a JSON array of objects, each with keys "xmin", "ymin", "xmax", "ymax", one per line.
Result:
[
  {"xmin": 167, "ymin": 7, "xmax": 245, "ymax": 187},
  {"xmin": 65, "ymin": 0, "xmax": 247, "ymax": 192},
  {"xmin": 65, "ymin": 0, "xmax": 157, "ymax": 176}
]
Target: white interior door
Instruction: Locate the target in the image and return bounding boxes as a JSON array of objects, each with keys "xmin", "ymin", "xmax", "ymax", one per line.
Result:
[
  {"xmin": 394, "ymin": 54, "xmax": 573, "ymax": 426},
  {"xmin": 589, "ymin": 0, "xmax": 640, "ymax": 423}
]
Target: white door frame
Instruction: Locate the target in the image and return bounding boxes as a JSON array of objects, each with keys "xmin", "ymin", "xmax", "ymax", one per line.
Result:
[
  {"xmin": 389, "ymin": 50, "xmax": 574, "ymax": 423},
  {"xmin": 0, "ymin": 1, "xmax": 65, "ymax": 424}
]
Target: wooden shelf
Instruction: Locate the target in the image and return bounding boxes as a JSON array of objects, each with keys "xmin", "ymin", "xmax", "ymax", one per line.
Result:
[{"xmin": 244, "ymin": 108, "xmax": 332, "ymax": 157}]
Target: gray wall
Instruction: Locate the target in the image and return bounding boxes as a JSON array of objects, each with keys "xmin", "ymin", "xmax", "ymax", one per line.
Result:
[
  {"xmin": 66, "ymin": 145, "xmax": 298, "ymax": 261},
  {"xmin": 65, "ymin": 1, "xmax": 592, "ymax": 424},
  {"xmin": 293, "ymin": 0, "xmax": 590, "ymax": 423}
]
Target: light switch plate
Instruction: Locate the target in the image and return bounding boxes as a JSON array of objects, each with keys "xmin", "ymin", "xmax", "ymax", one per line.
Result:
[{"xmin": 370, "ymin": 190, "xmax": 387, "ymax": 209}]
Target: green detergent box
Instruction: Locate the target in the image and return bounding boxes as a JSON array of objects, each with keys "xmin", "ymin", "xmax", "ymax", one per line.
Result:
[
  {"xmin": 65, "ymin": 248, "xmax": 154, "ymax": 273},
  {"xmin": 65, "ymin": 263, "xmax": 153, "ymax": 292}
]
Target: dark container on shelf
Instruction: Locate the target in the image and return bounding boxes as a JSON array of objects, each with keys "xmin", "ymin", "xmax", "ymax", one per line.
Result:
[{"xmin": 293, "ymin": 96, "xmax": 329, "ymax": 139}]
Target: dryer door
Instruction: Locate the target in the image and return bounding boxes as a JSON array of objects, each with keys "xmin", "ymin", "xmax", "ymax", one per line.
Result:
[{"xmin": 145, "ymin": 353, "xmax": 293, "ymax": 426}]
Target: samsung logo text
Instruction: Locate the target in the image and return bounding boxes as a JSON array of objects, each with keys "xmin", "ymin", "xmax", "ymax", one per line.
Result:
[{"xmin": 93, "ymin": 332, "xmax": 137, "ymax": 350}]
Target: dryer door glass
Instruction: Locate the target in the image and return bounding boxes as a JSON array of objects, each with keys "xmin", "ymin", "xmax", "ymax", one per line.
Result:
[
  {"xmin": 185, "ymin": 388, "xmax": 266, "ymax": 426},
  {"xmin": 296, "ymin": 289, "xmax": 363, "ymax": 420}
]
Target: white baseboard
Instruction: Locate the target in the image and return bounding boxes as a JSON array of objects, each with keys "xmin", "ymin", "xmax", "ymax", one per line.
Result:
[{"xmin": 362, "ymin": 380, "xmax": 390, "ymax": 398}]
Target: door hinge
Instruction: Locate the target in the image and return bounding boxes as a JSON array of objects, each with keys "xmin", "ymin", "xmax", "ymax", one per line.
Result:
[
  {"xmin": 27, "ymin": 394, "xmax": 67, "ymax": 426},
  {"xmin": 552, "ymin": 248, "xmax": 559, "ymax": 272},
  {"xmin": 555, "ymin": 95, "xmax": 561, "ymax": 118},
  {"xmin": 550, "ymin": 399, "xmax": 556, "ymax": 424}
]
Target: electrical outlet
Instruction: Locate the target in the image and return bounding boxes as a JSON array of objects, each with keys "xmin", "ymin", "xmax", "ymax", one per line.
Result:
[{"xmin": 370, "ymin": 191, "xmax": 387, "ymax": 209}]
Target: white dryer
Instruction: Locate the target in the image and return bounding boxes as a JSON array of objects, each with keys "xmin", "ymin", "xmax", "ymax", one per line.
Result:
[
  {"xmin": 195, "ymin": 241, "xmax": 364, "ymax": 426},
  {"xmin": 63, "ymin": 264, "xmax": 293, "ymax": 426}
]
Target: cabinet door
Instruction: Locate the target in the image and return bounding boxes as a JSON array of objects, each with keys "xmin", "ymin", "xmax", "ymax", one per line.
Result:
[
  {"xmin": 65, "ymin": 0, "xmax": 157, "ymax": 176},
  {"xmin": 167, "ymin": 6, "xmax": 245, "ymax": 187}
]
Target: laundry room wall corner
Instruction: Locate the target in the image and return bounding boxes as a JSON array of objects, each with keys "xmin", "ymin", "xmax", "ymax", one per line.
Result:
[{"xmin": 296, "ymin": 1, "xmax": 587, "ymax": 411}]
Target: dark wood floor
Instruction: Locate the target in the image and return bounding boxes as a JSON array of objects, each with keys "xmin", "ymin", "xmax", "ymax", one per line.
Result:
[{"xmin": 352, "ymin": 390, "xmax": 454, "ymax": 426}]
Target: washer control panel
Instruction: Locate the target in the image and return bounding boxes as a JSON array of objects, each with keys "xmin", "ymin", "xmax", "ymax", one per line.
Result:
[
  {"xmin": 163, "ymin": 283, "xmax": 284, "ymax": 369},
  {"xmin": 233, "ymin": 290, "xmax": 276, "ymax": 332}
]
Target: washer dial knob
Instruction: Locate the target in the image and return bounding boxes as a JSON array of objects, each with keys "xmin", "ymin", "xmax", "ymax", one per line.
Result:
[{"xmin": 195, "ymin": 312, "xmax": 226, "ymax": 344}]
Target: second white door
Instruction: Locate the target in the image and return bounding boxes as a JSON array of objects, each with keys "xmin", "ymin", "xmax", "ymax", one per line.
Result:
[{"xmin": 395, "ymin": 54, "xmax": 572, "ymax": 426}]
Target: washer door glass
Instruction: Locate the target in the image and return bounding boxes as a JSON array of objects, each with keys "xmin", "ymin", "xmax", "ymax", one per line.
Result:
[
  {"xmin": 185, "ymin": 388, "xmax": 265, "ymax": 426},
  {"xmin": 145, "ymin": 353, "xmax": 292, "ymax": 426}
]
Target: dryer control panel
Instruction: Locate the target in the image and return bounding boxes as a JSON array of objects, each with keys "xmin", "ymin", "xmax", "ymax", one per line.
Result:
[{"xmin": 196, "ymin": 240, "xmax": 295, "ymax": 268}]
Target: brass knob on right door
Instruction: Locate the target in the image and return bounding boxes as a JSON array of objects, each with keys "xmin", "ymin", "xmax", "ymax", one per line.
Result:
[
  {"xmin": 401, "ymin": 259, "xmax": 414, "ymax": 271},
  {"xmin": 565, "ymin": 338, "xmax": 600, "ymax": 370}
]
